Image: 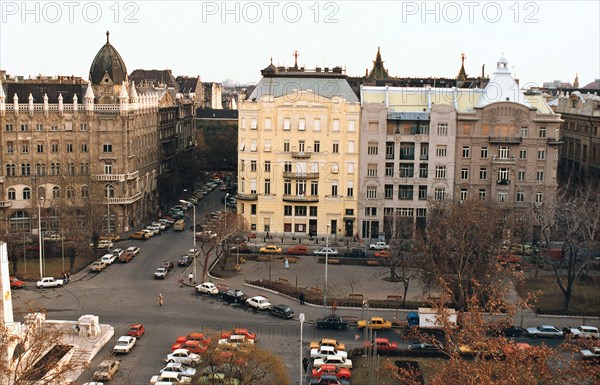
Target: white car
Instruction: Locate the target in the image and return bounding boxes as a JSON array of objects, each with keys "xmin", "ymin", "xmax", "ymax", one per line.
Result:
[
  {"xmin": 126, "ymin": 246, "xmax": 140, "ymax": 256},
  {"xmin": 313, "ymin": 247, "xmax": 339, "ymax": 256},
  {"xmin": 150, "ymin": 372, "xmax": 191, "ymax": 385},
  {"xmin": 310, "ymin": 345, "xmax": 348, "ymax": 360},
  {"xmin": 112, "ymin": 248, "xmax": 124, "ymax": 258},
  {"xmin": 526, "ymin": 325, "xmax": 564, "ymax": 338},
  {"xmin": 152, "ymin": 221, "xmax": 167, "ymax": 230},
  {"xmin": 160, "ymin": 362, "xmax": 196, "ymax": 377},
  {"xmin": 146, "ymin": 225, "xmax": 162, "ymax": 235},
  {"xmin": 154, "ymin": 267, "xmax": 168, "ymax": 279},
  {"xmin": 196, "ymin": 282, "xmax": 219, "ymax": 295},
  {"xmin": 313, "ymin": 354, "xmax": 353, "ymax": 369},
  {"xmin": 246, "ymin": 295, "xmax": 272, "ymax": 310},
  {"xmin": 369, "ymin": 241, "xmax": 390, "ymax": 250},
  {"xmin": 113, "ymin": 336, "xmax": 136, "ymax": 354},
  {"xmin": 218, "ymin": 334, "xmax": 254, "ymax": 348},
  {"xmin": 569, "ymin": 325, "xmax": 600, "ymax": 339},
  {"xmin": 36, "ymin": 277, "xmax": 64, "ymax": 288},
  {"xmin": 142, "ymin": 229, "xmax": 155, "ymax": 238},
  {"xmin": 165, "ymin": 349, "xmax": 201, "ymax": 366},
  {"xmin": 101, "ymin": 253, "xmax": 117, "ymax": 265},
  {"xmin": 93, "ymin": 240, "xmax": 113, "ymax": 249}
]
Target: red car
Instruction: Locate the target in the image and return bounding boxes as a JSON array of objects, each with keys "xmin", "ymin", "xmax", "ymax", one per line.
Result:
[
  {"xmin": 287, "ymin": 245, "xmax": 309, "ymax": 255},
  {"xmin": 311, "ymin": 364, "xmax": 351, "ymax": 381},
  {"xmin": 374, "ymin": 250, "xmax": 391, "ymax": 258},
  {"xmin": 362, "ymin": 337, "xmax": 399, "ymax": 355},
  {"xmin": 10, "ymin": 276, "xmax": 26, "ymax": 289},
  {"xmin": 220, "ymin": 328, "xmax": 257, "ymax": 341},
  {"xmin": 128, "ymin": 324, "xmax": 145, "ymax": 338},
  {"xmin": 118, "ymin": 252, "xmax": 134, "ymax": 263},
  {"xmin": 175, "ymin": 332, "xmax": 212, "ymax": 345},
  {"xmin": 171, "ymin": 340, "xmax": 209, "ymax": 354},
  {"xmin": 161, "ymin": 261, "xmax": 175, "ymax": 271}
]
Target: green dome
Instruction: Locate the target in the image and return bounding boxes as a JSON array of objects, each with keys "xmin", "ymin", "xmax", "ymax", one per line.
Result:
[{"xmin": 89, "ymin": 31, "xmax": 128, "ymax": 85}]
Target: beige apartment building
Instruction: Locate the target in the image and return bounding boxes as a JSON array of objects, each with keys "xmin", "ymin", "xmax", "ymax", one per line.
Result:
[
  {"xmin": 360, "ymin": 56, "xmax": 562, "ymax": 239},
  {"xmin": 237, "ymin": 62, "xmax": 360, "ymax": 238}
]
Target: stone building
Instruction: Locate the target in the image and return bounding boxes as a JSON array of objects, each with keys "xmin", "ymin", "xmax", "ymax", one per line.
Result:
[
  {"xmin": 0, "ymin": 32, "xmax": 159, "ymax": 234},
  {"xmin": 237, "ymin": 59, "xmax": 360, "ymax": 238}
]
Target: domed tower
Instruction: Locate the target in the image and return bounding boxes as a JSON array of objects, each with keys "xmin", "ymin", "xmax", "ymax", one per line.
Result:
[{"xmin": 89, "ymin": 31, "xmax": 128, "ymax": 104}]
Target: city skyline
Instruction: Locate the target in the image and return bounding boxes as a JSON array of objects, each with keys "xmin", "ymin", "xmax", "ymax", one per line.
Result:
[{"xmin": 1, "ymin": 1, "xmax": 599, "ymax": 87}]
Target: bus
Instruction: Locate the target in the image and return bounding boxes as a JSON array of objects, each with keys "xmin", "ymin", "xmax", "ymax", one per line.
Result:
[{"xmin": 174, "ymin": 219, "xmax": 185, "ymax": 231}]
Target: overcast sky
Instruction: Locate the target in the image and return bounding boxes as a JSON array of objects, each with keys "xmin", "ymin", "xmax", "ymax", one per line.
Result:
[{"xmin": 1, "ymin": 1, "xmax": 598, "ymax": 88}]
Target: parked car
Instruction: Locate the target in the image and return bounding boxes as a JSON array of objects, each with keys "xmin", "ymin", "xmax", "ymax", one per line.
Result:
[
  {"xmin": 259, "ymin": 245, "xmax": 282, "ymax": 254},
  {"xmin": 141, "ymin": 229, "xmax": 155, "ymax": 238},
  {"xmin": 309, "ymin": 374, "xmax": 350, "ymax": 385},
  {"xmin": 36, "ymin": 277, "xmax": 64, "ymax": 288},
  {"xmin": 161, "ymin": 261, "xmax": 175, "ymax": 271},
  {"xmin": 149, "ymin": 371, "xmax": 192, "ymax": 385},
  {"xmin": 311, "ymin": 364, "xmax": 352, "ymax": 381},
  {"xmin": 159, "ymin": 362, "xmax": 196, "ymax": 377},
  {"xmin": 93, "ymin": 359, "xmax": 120, "ymax": 381},
  {"xmin": 220, "ymin": 328, "xmax": 257, "ymax": 341},
  {"xmin": 313, "ymin": 354, "xmax": 353, "ymax": 369},
  {"xmin": 175, "ymin": 332, "xmax": 212, "ymax": 345},
  {"xmin": 118, "ymin": 251, "xmax": 134, "ymax": 263},
  {"xmin": 127, "ymin": 323, "xmax": 145, "ymax": 338},
  {"xmin": 316, "ymin": 315, "xmax": 349, "ymax": 330},
  {"xmin": 362, "ymin": 338, "xmax": 399, "ymax": 355},
  {"xmin": 314, "ymin": 247, "xmax": 338, "ymax": 256},
  {"xmin": 165, "ymin": 349, "xmax": 201, "ymax": 366},
  {"xmin": 196, "ymin": 282, "xmax": 219, "ymax": 295},
  {"xmin": 171, "ymin": 340, "xmax": 209, "ymax": 354},
  {"xmin": 568, "ymin": 325, "xmax": 600, "ymax": 339},
  {"xmin": 230, "ymin": 243, "xmax": 252, "ymax": 253},
  {"xmin": 113, "ymin": 336, "xmax": 136, "ymax": 354},
  {"xmin": 10, "ymin": 276, "xmax": 26, "ymax": 289},
  {"xmin": 342, "ymin": 248, "xmax": 367, "ymax": 258},
  {"xmin": 369, "ymin": 241, "xmax": 390, "ymax": 250},
  {"xmin": 90, "ymin": 260, "xmax": 107, "ymax": 272},
  {"xmin": 310, "ymin": 338, "xmax": 346, "ymax": 351},
  {"xmin": 487, "ymin": 325, "xmax": 525, "ymax": 337},
  {"xmin": 246, "ymin": 295, "xmax": 272, "ymax": 310},
  {"xmin": 146, "ymin": 225, "xmax": 162, "ymax": 235},
  {"xmin": 129, "ymin": 231, "xmax": 147, "ymax": 240},
  {"xmin": 357, "ymin": 317, "xmax": 393, "ymax": 330},
  {"xmin": 374, "ymin": 250, "xmax": 391, "ymax": 258},
  {"xmin": 310, "ymin": 345, "xmax": 348, "ymax": 360},
  {"xmin": 99, "ymin": 233, "xmax": 121, "ymax": 242},
  {"xmin": 126, "ymin": 246, "xmax": 140, "ymax": 256},
  {"xmin": 408, "ymin": 342, "xmax": 443, "ymax": 351},
  {"xmin": 178, "ymin": 256, "xmax": 192, "ymax": 267},
  {"xmin": 154, "ymin": 267, "xmax": 168, "ymax": 279},
  {"xmin": 287, "ymin": 245, "xmax": 309, "ymax": 255},
  {"xmin": 95, "ymin": 240, "xmax": 113, "ymax": 249},
  {"xmin": 219, "ymin": 288, "xmax": 248, "ymax": 303},
  {"xmin": 580, "ymin": 347, "xmax": 600, "ymax": 360},
  {"xmin": 526, "ymin": 325, "xmax": 564, "ymax": 338},
  {"xmin": 269, "ymin": 304, "xmax": 295, "ymax": 319},
  {"xmin": 100, "ymin": 253, "xmax": 117, "ymax": 265}
]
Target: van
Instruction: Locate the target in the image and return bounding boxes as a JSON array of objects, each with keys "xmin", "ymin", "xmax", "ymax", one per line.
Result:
[{"xmin": 174, "ymin": 219, "xmax": 185, "ymax": 231}]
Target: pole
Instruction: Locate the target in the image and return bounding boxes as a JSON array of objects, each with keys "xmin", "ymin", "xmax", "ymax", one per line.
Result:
[
  {"xmin": 61, "ymin": 231, "xmax": 65, "ymax": 273},
  {"xmin": 181, "ymin": 200, "xmax": 196, "ymax": 283},
  {"xmin": 38, "ymin": 198, "xmax": 43, "ymax": 280},
  {"xmin": 299, "ymin": 313, "xmax": 305, "ymax": 385},
  {"xmin": 107, "ymin": 199, "xmax": 110, "ymax": 234},
  {"xmin": 224, "ymin": 193, "xmax": 229, "ymax": 213},
  {"xmin": 324, "ymin": 224, "xmax": 330, "ymax": 315}
]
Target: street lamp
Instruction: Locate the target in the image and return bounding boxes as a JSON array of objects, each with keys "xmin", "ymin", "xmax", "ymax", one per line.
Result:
[
  {"xmin": 180, "ymin": 199, "xmax": 196, "ymax": 283},
  {"xmin": 38, "ymin": 197, "xmax": 44, "ymax": 280},
  {"xmin": 324, "ymin": 224, "xmax": 330, "ymax": 315},
  {"xmin": 299, "ymin": 312, "xmax": 305, "ymax": 384},
  {"xmin": 224, "ymin": 193, "xmax": 229, "ymax": 212}
]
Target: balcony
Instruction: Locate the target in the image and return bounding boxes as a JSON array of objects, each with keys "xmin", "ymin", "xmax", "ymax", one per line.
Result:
[
  {"xmin": 548, "ymin": 138, "xmax": 565, "ymax": 146},
  {"xmin": 492, "ymin": 156, "xmax": 516, "ymax": 164},
  {"xmin": 400, "ymin": 153, "xmax": 415, "ymax": 160},
  {"xmin": 282, "ymin": 172, "xmax": 319, "ymax": 179},
  {"xmin": 237, "ymin": 193, "xmax": 258, "ymax": 201},
  {"xmin": 94, "ymin": 174, "xmax": 126, "ymax": 182},
  {"xmin": 283, "ymin": 194, "xmax": 319, "ymax": 202},
  {"xmin": 489, "ymin": 136, "xmax": 522, "ymax": 144},
  {"xmin": 291, "ymin": 151, "xmax": 311, "ymax": 159},
  {"xmin": 107, "ymin": 192, "xmax": 142, "ymax": 205},
  {"xmin": 0, "ymin": 200, "xmax": 12, "ymax": 208},
  {"xmin": 496, "ymin": 179, "xmax": 511, "ymax": 185},
  {"xmin": 126, "ymin": 170, "xmax": 139, "ymax": 180}
]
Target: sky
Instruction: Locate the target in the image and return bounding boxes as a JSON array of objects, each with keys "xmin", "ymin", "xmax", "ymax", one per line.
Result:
[{"xmin": 1, "ymin": 0, "xmax": 599, "ymax": 88}]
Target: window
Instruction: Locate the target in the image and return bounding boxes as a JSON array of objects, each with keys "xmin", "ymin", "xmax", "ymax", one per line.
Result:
[
  {"xmin": 536, "ymin": 170, "xmax": 544, "ymax": 181},
  {"xmin": 516, "ymin": 191, "xmax": 525, "ymax": 202},
  {"xmin": 20, "ymin": 124, "xmax": 29, "ymax": 132},
  {"xmin": 80, "ymin": 163, "xmax": 89, "ymax": 174},
  {"xmin": 264, "ymin": 139, "xmax": 271, "ymax": 152},
  {"xmin": 348, "ymin": 120, "xmax": 356, "ymax": 132},
  {"xmin": 479, "ymin": 189, "xmax": 486, "ymax": 201},
  {"xmin": 385, "ymin": 163, "xmax": 394, "ymax": 177},
  {"xmin": 283, "ymin": 118, "xmax": 290, "ymax": 130},
  {"xmin": 437, "ymin": 123, "xmax": 448, "ymax": 136},
  {"xmin": 310, "ymin": 206, "xmax": 318, "ymax": 216},
  {"xmin": 50, "ymin": 125, "xmax": 58, "ymax": 131},
  {"xmin": 239, "ymin": 139, "xmax": 245, "ymax": 152},
  {"xmin": 66, "ymin": 143, "xmax": 73, "ymax": 152},
  {"xmin": 6, "ymin": 163, "xmax": 16, "ymax": 176},
  {"xmin": 103, "ymin": 143, "xmax": 113, "ymax": 153},
  {"xmin": 68, "ymin": 163, "xmax": 75, "ymax": 175},
  {"xmin": 367, "ymin": 164, "xmax": 377, "ymax": 177},
  {"xmin": 368, "ymin": 121, "xmax": 378, "ymax": 133},
  {"xmin": 436, "ymin": 146, "xmax": 447, "ymax": 157},
  {"xmin": 264, "ymin": 118, "xmax": 272, "ymax": 130},
  {"xmin": 481, "ymin": 146, "xmax": 488, "ymax": 159},
  {"xmin": 535, "ymin": 192, "xmax": 543, "ymax": 204},
  {"xmin": 420, "ymin": 144, "xmax": 429, "ymax": 160},
  {"xmin": 386, "ymin": 142, "xmax": 394, "ymax": 159},
  {"xmin": 519, "ymin": 148, "xmax": 527, "ymax": 159},
  {"xmin": 264, "ymin": 161, "xmax": 271, "ymax": 172},
  {"xmin": 284, "ymin": 205, "xmax": 292, "ymax": 216},
  {"xmin": 21, "ymin": 163, "xmax": 31, "ymax": 176},
  {"xmin": 521, "ymin": 126, "xmax": 528, "ymax": 138},
  {"xmin": 284, "ymin": 162, "xmax": 292, "ymax": 172},
  {"xmin": 284, "ymin": 180, "xmax": 291, "ymax": 195},
  {"xmin": 36, "ymin": 163, "xmax": 45, "ymax": 176},
  {"xmin": 435, "ymin": 166, "xmax": 446, "ymax": 179},
  {"xmin": 434, "ymin": 188, "xmax": 445, "ymax": 201},
  {"xmin": 104, "ymin": 163, "xmax": 112, "ymax": 174},
  {"xmin": 296, "ymin": 180, "xmax": 306, "ymax": 195},
  {"xmin": 250, "ymin": 139, "xmax": 257, "ymax": 152},
  {"xmin": 251, "ymin": 204, "xmax": 257, "ymax": 215},
  {"xmin": 462, "ymin": 146, "xmax": 470, "ymax": 158},
  {"xmin": 498, "ymin": 146, "xmax": 510, "ymax": 159},
  {"xmin": 460, "ymin": 189, "xmax": 468, "ymax": 201},
  {"xmin": 6, "ymin": 141, "xmax": 14, "ymax": 154},
  {"xmin": 23, "ymin": 187, "xmax": 31, "ymax": 200},
  {"xmin": 538, "ymin": 127, "xmax": 546, "ymax": 138},
  {"xmin": 400, "ymin": 164, "xmax": 414, "ymax": 177},
  {"xmin": 367, "ymin": 143, "xmax": 378, "ymax": 155},
  {"xmin": 81, "ymin": 143, "xmax": 88, "ymax": 152},
  {"xmin": 21, "ymin": 143, "xmax": 29, "ymax": 153},
  {"xmin": 497, "ymin": 190, "xmax": 508, "ymax": 202},
  {"xmin": 518, "ymin": 170, "xmax": 525, "ymax": 181},
  {"xmin": 346, "ymin": 182, "xmax": 353, "ymax": 197},
  {"xmin": 332, "ymin": 119, "xmax": 340, "ymax": 132},
  {"xmin": 298, "ymin": 119, "xmax": 305, "ymax": 131},
  {"xmin": 332, "ymin": 142, "xmax": 339, "ymax": 153},
  {"xmin": 250, "ymin": 119, "xmax": 257, "ymax": 130},
  {"xmin": 314, "ymin": 119, "xmax": 321, "ymax": 131},
  {"xmin": 52, "ymin": 186, "xmax": 61, "ymax": 198},
  {"xmin": 81, "ymin": 186, "xmax": 89, "ymax": 197},
  {"xmin": 37, "ymin": 143, "xmax": 44, "ymax": 153},
  {"xmin": 347, "ymin": 141, "xmax": 355, "ymax": 153},
  {"xmin": 313, "ymin": 141, "xmax": 320, "ymax": 153},
  {"xmin": 283, "ymin": 141, "xmax": 290, "ymax": 152},
  {"xmin": 365, "ymin": 207, "xmax": 377, "ymax": 216},
  {"xmin": 384, "ymin": 185, "xmax": 393, "ymax": 199},
  {"xmin": 461, "ymin": 168, "xmax": 469, "ymax": 180},
  {"xmin": 498, "ymin": 168, "xmax": 509, "ymax": 182},
  {"xmin": 419, "ymin": 163, "xmax": 428, "ymax": 178},
  {"xmin": 80, "ymin": 123, "xmax": 87, "ymax": 131},
  {"xmin": 479, "ymin": 167, "xmax": 487, "ymax": 180},
  {"xmin": 399, "ymin": 185, "xmax": 413, "ymax": 200},
  {"xmin": 298, "ymin": 140, "xmax": 305, "ymax": 152},
  {"xmin": 537, "ymin": 149, "xmax": 545, "ymax": 160},
  {"xmin": 331, "ymin": 184, "xmax": 338, "ymax": 197},
  {"xmin": 51, "ymin": 143, "xmax": 58, "ymax": 153},
  {"xmin": 250, "ymin": 161, "xmax": 257, "ymax": 172},
  {"xmin": 294, "ymin": 224, "xmax": 306, "ymax": 233},
  {"xmin": 66, "ymin": 186, "xmax": 75, "ymax": 198},
  {"xmin": 6, "ymin": 187, "xmax": 16, "ymax": 200},
  {"xmin": 5, "ymin": 124, "xmax": 13, "ymax": 131},
  {"xmin": 418, "ymin": 186, "xmax": 427, "ymax": 200},
  {"xmin": 240, "ymin": 161, "xmax": 245, "ymax": 172},
  {"xmin": 310, "ymin": 181, "xmax": 318, "ymax": 195},
  {"xmin": 366, "ymin": 188, "xmax": 377, "ymax": 199},
  {"xmin": 294, "ymin": 206, "xmax": 307, "ymax": 216}
]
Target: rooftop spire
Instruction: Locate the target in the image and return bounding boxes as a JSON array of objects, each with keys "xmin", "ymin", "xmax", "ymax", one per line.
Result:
[
  {"xmin": 293, "ymin": 50, "xmax": 299, "ymax": 69},
  {"xmin": 457, "ymin": 53, "xmax": 468, "ymax": 81},
  {"xmin": 106, "ymin": 30, "xmax": 110, "ymax": 44},
  {"xmin": 367, "ymin": 46, "xmax": 389, "ymax": 81}
]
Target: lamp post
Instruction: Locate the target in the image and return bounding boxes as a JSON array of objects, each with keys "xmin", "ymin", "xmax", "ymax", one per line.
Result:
[
  {"xmin": 180, "ymin": 199, "xmax": 196, "ymax": 283},
  {"xmin": 38, "ymin": 197, "xmax": 44, "ymax": 279},
  {"xmin": 224, "ymin": 193, "xmax": 229, "ymax": 212},
  {"xmin": 324, "ymin": 224, "xmax": 330, "ymax": 315},
  {"xmin": 299, "ymin": 312, "xmax": 305, "ymax": 384}
]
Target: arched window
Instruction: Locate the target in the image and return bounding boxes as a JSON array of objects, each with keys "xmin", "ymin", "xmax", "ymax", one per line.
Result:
[
  {"xmin": 7, "ymin": 188, "xmax": 16, "ymax": 200},
  {"xmin": 22, "ymin": 187, "xmax": 31, "ymax": 200},
  {"xmin": 21, "ymin": 163, "xmax": 30, "ymax": 176},
  {"xmin": 36, "ymin": 163, "xmax": 46, "ymax": 176},
  {"xmin": 66, "ymin": 186, "xmax": 75, "ymax": 198},
  {"xmin": 52, "ymin": 186, "xmax": 60, "ymax": 198},
  {"xmin": 10, "ymin": 210, "xmax": 31, "ymax": 231},
  {"xmin": 6, "ymin": 163, "xmax": 16, "ymax": 176},
  {"xmin": 37, "ymin": 186, "xmax": 46, "ymax": 200},
  {"xmin": 81, "ymin": 185, "xmax": 89, "ymax": 198},
  {"xmin": 68, "ymin": 162, "xmax": 75, "ymax": 175},
  {"xmin": 105, "ymin": 184, "xmax": 115, "ymax": 198}
]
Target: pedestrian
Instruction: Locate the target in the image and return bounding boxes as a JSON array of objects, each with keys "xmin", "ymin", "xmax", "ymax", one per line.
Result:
[
  {"xmin": 284, "ymin": 258, "xmax": 289, "ymax": 269},
  {"xmin": 299, "ymin": 291, "xmax": 305, "ymax": 305},
  {"xmin": 188, "ymin": 272, "xmax": 193, "ymax": 284},
  {"xmin": 158, "ymin": 293, "xmax": 163, "ymax": 306}
]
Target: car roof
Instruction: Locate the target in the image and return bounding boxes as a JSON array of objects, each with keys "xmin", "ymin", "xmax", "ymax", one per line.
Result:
[
  {"xmin": 319, "ymin": 345, "xmax": 336, "ymax": 351},
  {"xmin": 541, "ymin": 325, "xmax": 556, "ymax": 328},
  {"xmin": 130, "ymin": 323, "xmax": 143, "ymax": 328},
  {"xmin": 117, "ymin": 336, "xmax": 133, "ymax": 341},
  {"xmin": 579, "ymin": 325, "xmax": 598, "ymax": 330},
  {"xmin": 252, "ymin": 295, "xmax": 268, "ymax": 300},
  {"xmin": 374, "ymin": 337, "xmax": 390, "ymax": 342},
  {"xmin": 172, "ymin": 348, "xmax": 192, "ymax": 354},
  {"xmin": 371, "ymin": 317, "xmax": 385, "ymax": 321}
]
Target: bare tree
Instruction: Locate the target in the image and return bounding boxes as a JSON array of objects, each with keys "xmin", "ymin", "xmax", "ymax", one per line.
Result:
[{"xmin": 344, "ymin": 271, "xmax": 362, "ymax": 295}]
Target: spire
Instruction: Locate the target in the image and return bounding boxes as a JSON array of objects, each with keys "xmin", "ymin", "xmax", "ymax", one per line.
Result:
[
  {"xmin": 129, "ymin": 81, "xmax": 138, "ymax": 102},
  {"xmin": 106, "ymin": 30, "xmax": 110, "ymax": 44},
  {"xmin": 367, "ymin": 46, "xmax": 390, "ymax": 81},
  {"xmin": 85, "ymin": 84, "xmax": 95, "ymax": 100},
  {"xmin": 574, "ymin": 72, "xmax": 580, "ymax": 88},
  {"xmin": 457, "ymin": 53, "xmax": 468, "ymax": 81},
  {"xmin": 119, "ymin": 81, "xmax": 129, "ymax": 99},
  {"xmin": 293, "ymin": 50, "xmax": 299, "ymax": 69}
]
